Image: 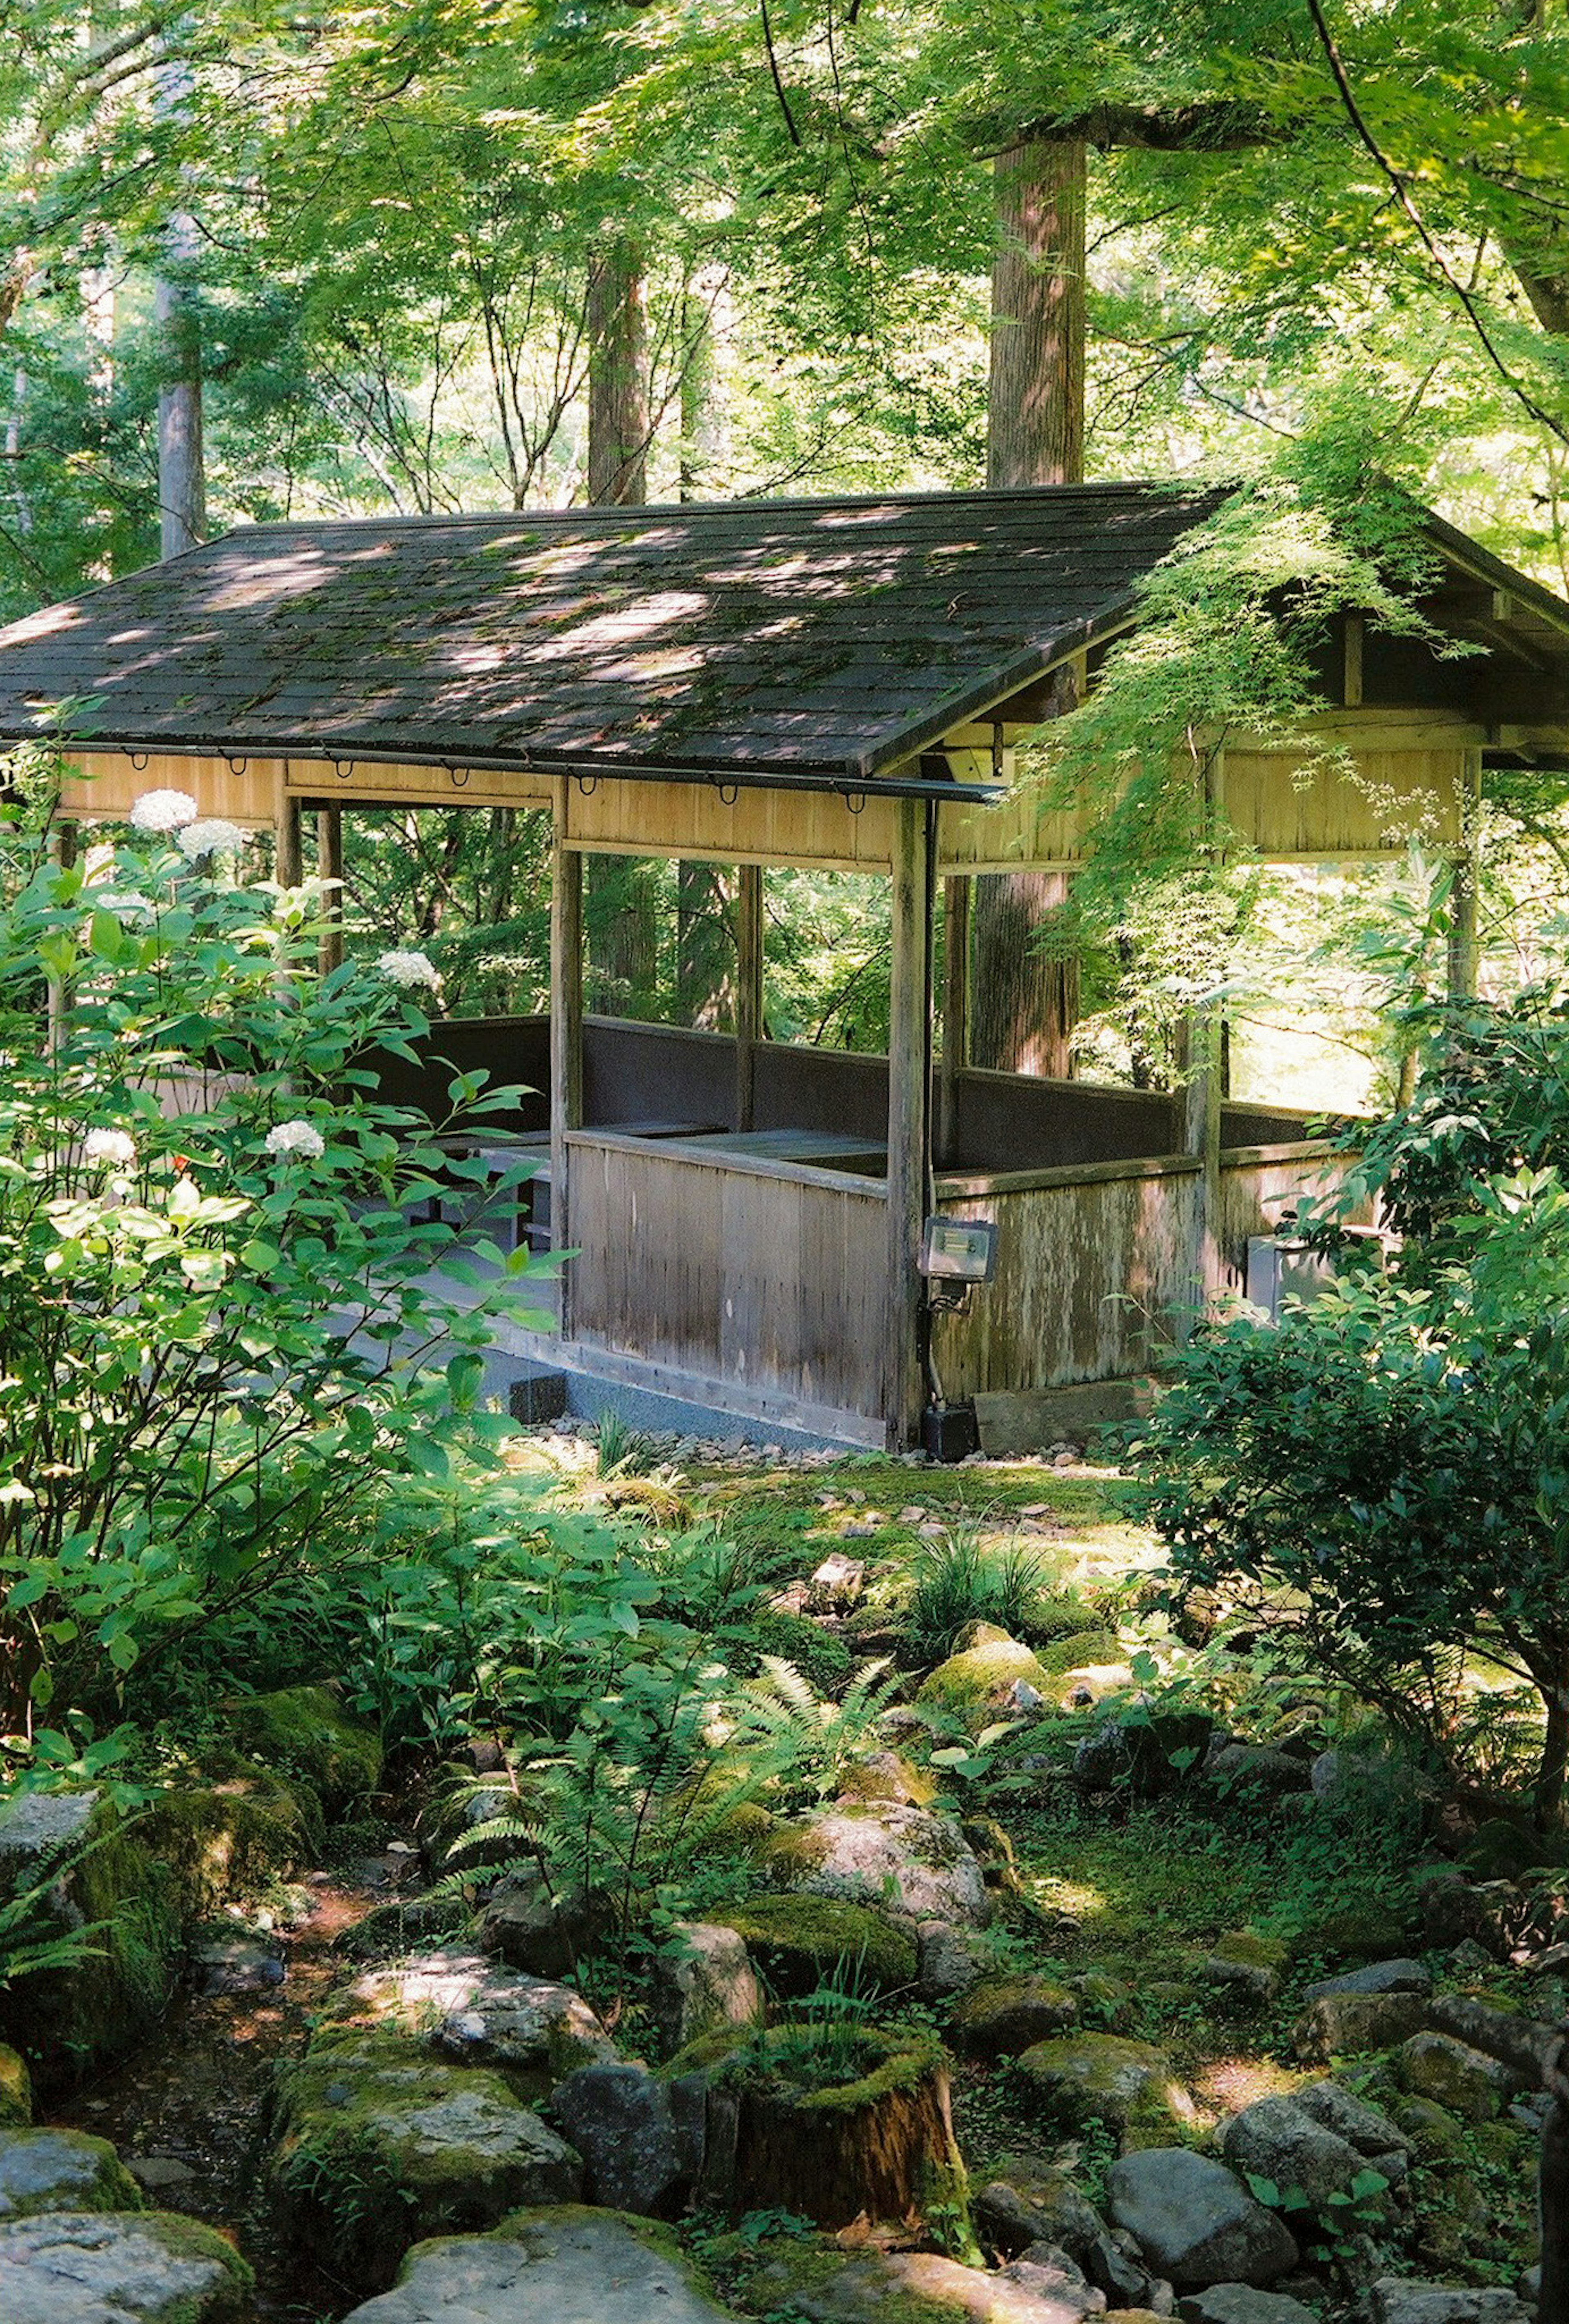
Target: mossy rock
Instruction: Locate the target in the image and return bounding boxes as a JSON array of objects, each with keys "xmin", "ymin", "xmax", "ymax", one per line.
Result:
[
  {"xmin": 143, "ymin": 1771, "xmax": 315, "ymax": 1919},
  {"xmin": 748, "ymin": 1610, "xmax": 854, "ymax": 1696},
  {"xmin": 916, "ymin": 1639, "xmax": 1050, "ymax": 1730},
  {"xmin": 1459, "ymin": 1816, "xmax": 1552, "ymax": 1883},
  {"xmin": 1032, "ymin": 1629, "xmax": 1121, "ymax": 1677},
  {"xmin": 1392, "ymin": 2095, "xmax": 1468, "ymax": 2160},
  {"xmin": 0, "ymin": 1792, "xmax": 182, "ymax": 2088},
  {"xmin": 836, "ymin": 1754, "xmax": 937, "ymax": 1810},
  {"xmin": 0, "ymin": 2126, "xmax": 143, "ymax": 2219},
  {"xmin": 0, "ymin": 2049, "xmax": 30, "ymax": 2129},
  {"xmin": 716, "ymin": 1897, "xmax": 917, "ymax": 1997},
  {"xmin": 1015, "ymin": 2032, "xmax": 1197, "ymax": 2138},
  {"xmin": 948, "ymin": 1975, "xmax": 1078, "ymax": 2060},
  {"xmin": 362, "ymin": 2205, "xmax": 735, "ymax": 2324},
  {"xmin": 740, "ymin": 2233, "xmax": 1071, "ymax": 2321},
  {"xmin": 0, "ymin": 2208, "xmax": 254, "ymax": 2323},
  {"xmin": 270, "ymin": 2036, "xmax": 583, "ymax": 2291},
  {"xmin": 223, "ymin": 1684, "xmax": 382, "ymax": 1819}
]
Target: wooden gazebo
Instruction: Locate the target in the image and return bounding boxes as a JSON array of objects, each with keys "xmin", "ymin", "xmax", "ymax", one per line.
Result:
[{"xmin": 4, "ymin": 483, "xmax": 1568, "ymax": 1449}]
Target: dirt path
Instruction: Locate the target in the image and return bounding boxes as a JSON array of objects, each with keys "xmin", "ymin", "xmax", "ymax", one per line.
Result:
[{"xmin": 50, "ymin": 1840, "xmax": 422, "ymax": 2322}]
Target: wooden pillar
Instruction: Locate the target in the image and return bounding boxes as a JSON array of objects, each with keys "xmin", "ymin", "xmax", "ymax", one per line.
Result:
[
  {"xmin": 1181, "ymin": 750, "xmax": 1225, "ymax": 1321},
  {"xmin": 316, "ymin": 806, "xmax": 344, "ymax": 976},
  {"xmin": 550, "ymin": 785, "xmax": 584, "ymax": 1336},
  {"xmin": 937, "ymin": 874, "xmax": 970, "ymax": 1168},
  {"xmin": 735, "ymin": 862, "xmax": 764, "ymax": 1131},
  {"xmin": 1447, "ymin": 746, "xmax": 1483, "ymax": 1001},
  {"xmin": 274, "ymin": 765, "xmax": 303, "ymax": 889},
  {"xmin": 885, "ymin": 800, "xmax": 933, "ymax": 1452}
]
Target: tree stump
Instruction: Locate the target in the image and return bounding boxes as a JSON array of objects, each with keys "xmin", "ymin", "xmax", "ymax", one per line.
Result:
[{"xmin": 722, "ymin": 2030, "xmax": 964, "ymax": 2230}]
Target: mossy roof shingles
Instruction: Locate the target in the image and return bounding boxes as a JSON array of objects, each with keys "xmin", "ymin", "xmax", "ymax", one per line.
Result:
[{"xmin": 0, "ymin": 484, "xmax": 1226, "ymax": 784}]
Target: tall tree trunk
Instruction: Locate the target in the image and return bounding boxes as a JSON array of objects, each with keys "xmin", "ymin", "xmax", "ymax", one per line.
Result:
[
  {"xmin": 155, "ymin": 240, "xmax": 205, "ymax": 558},
  {"xmin": 975, "ymin": 140, "xmax": 1086, "ymax": 1075},
  {"xmin": 585, "ymin": 236, "xmax": 655, "ymax": 998},
  {"xmin": 677, "ymin": 860, "xmax": 737, "ymax": 1027},
  {"xmin": 986, "ymin": 139, "xmax": 1086, "ymax": 490},
  {"xmin": 587, "ymin": 237, "xmax": 648, "ymax": 506}
]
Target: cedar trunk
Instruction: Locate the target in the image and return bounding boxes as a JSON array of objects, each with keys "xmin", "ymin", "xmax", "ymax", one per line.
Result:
[
  {"xmin": 976, "ymin": 139, "xmax": 1086, "ymax": 1073},
  {"xmin": 729, "ymin": 2060, "xmax": 960, "ymax": 2229},
  {"xmin": 587, "ymin": 238, "xmax": 648, "ymax": 506}
]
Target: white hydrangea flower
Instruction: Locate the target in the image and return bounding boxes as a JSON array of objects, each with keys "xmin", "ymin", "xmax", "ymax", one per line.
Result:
[
  {"xmin": 177, "ymin": 817, "xmax": 250, "ymax": 862},
  {"xmin": 129, "ymin": 789, "xmax": 198, "ymax": 834},
  {"xmin": 378, "ymin": 948, "xmax": 441, "ymax": 993},
  {"xmin": 82, "ymin": 1128, "xmax": 136, "ymax": 1169},
  {"xmin": 264, "ymin": 1119, "xmax": 326, "ymax": 1162},
  {"xmin": 93, "ymin": 891, "xmax": 154, "ymax": 917}
]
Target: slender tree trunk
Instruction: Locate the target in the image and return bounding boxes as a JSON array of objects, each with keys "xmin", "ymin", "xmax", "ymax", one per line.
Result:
[
  {"xmin": 587, "ymin": 237, "xmax": 648, "ymax": 506},
  {"xmin": 677, "ymin": 860, "xmax": 737, "ymax": 1028},
  {"xmin": 975, "ymin": 140, "xmax": 1086, "ymax": 1074},
  {"xmin": 986, "ymin": 139, "xmax": 1086, "ymax": 490}
]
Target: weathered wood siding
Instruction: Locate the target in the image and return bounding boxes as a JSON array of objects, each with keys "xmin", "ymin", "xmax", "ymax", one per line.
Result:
[
  {"xmin": 931, "ymin": 1140, "xmax": 1352, "ymax": 1394},
  {"xmin": 567, "ymin": 1131, "xmax": 888, "ymax": 1418}
]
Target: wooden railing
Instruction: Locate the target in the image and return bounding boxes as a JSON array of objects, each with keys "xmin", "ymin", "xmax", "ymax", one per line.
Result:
[{"xmin": 565, "ymin": 1131, "xmax": 889, "ymax": 1423}]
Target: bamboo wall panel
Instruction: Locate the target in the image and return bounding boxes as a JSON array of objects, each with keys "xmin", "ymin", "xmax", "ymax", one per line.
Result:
[
  {"xmin": 565, "ymin": 776, "xmax": 898, "ymax": 871},
  {"xmin": 568, "ymin": 1134, "xmax": 887, "ymax": 1417}
]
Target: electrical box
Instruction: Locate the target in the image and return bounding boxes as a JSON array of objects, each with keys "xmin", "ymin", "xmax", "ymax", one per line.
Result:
[
  {"xmin": 921, "ymin": 1216, "xmax": 998, "ymax": 1283},
  {"xmin": 1246, "ymin": 1227, "xmax": 1387, "ymax": 1320},
  {"xmin": 923, "ymin": 1401, "xmax": 979, "ymax": 1463}
]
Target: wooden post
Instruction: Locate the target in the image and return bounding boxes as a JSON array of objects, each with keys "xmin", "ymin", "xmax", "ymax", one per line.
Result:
[
  {"xmin": 735, "ymin": 862, "xmax": 764, "ymax": 1131},
  {"xmin": 937, "ymin": 874, "xmax": 970, "ymax": 1168},
  {"xmin": 551, "ymin": 785, "xmax": 584, "ymax": 1337},
  {"xmin": 1181, "ymin": 750, "xmax": 1226, "ymax": 1322},
  {"xmin": 274, "ymin": 764, "xmax": 303, "ymax": 889},
  {"xmin": 885, "ymin": 800, "xmax": 933, "ymax": 1452},
  {"xmin": 316, "ymin": 806, "xmax": 344, "ymax": 976},
  {"xmin": 1447, "ymin": 746, "xmax": 1483, "ymax": 1001}
]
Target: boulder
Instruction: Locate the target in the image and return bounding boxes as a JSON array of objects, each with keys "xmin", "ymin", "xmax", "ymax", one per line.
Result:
[
  {"xmin": 1016, "ymin": 2035, "xmax": 1197, "ymax": 2138},
  {"xmin": 1392, "ymin": 2097, "xmax": 1467, "ymax": 2160},
  {"xmin": 479, "ymin": 1881, "xmax": 604, "ymax": 1979},
  {"xmin": 271, "ymin": 2042, "xmax": 583, "ymax": 2286},
  {"xmin": 917, "ymin": 1921, "xmax": 990, "ymax": 2000},
  {"xmin": 1106, "ymin": 2150, "xmax": 1297, "ymax": 2290},
  {"xmin": 0, "ymin": 2209, "xmax": 252, "ymax": 2323},
  {"xmin": 950, "ymin": 1975, "xmax": 1079, "ymax": 2059},
  {"xmin": 337, "ymin": 2205, "xmax": 735, "ymax": 2323},
  {"xmin": 1292, "ymin": 2080, "xmax": 1414, "ymax": 2167},
  {"xmin": 223, "ymin": 1683, "xmax": 383, "ymax": 1819},
  {"xmin": 189, "ymin": 1934, "xmax": 285, "ymax": 1996},
  {"xmin": 747, "ymin": 2236, "xmax": 1116, "ymax": 2320},
  {"xmin": 0, "ymin": 2047, "xmax": 30, "ymax": 2128},
  {"xmin": 716, "ymin": 1897, "xmax": 917, "ymax": 1997},
  {"xmin": 762, "ymin": 1803, "xmax": 992, "ymax": 1928},
  {"xmin": 549, "ymin": 2062, "xmax": 704, "ymax": 2219},
  {"xmin": 324, "ymin": 1951, "xmax": 614, "ymax": 2099},
  {"xmin": 836, "ymin": 1753, "xmax": 936, "ymax": 1810},
  {"xmin": 1369, "ymin": 2283, "xmax": 1534, "ymax": 2324},
  {"xmin": 144, "ymin": 1771, "xmax": 315, "ymax": 1917},
  {"xmin": 337, "ymin": 1896, "xmax": 472, "ymax": 1960},
  {"xmin": 1396, "ymin": 2033, "xmax": 1516, "ymax": 2122},
  {"xmin": 1072, "ymin": 1713, "xmax": 1214, "ymax": 1798},
  {"xmin": 1417, "ymin": 1871, "xmax": 1528, "ymax": 1958},
  {"xmin": 0, "ymin": 1791, "xmax": 183, "ymax": 2080},
  {"xmin": 1301, "ymin": 1959, "xmax": 1430, "ymax": 2004},
  {"xmin": 810, "ymin": 1553, "xmax": 866, "ymax": 1610},
  {"xmin": 973, "ymin": 2160, "xmax": 1164, "ymax": 2307},
  {"xmin": 1425, "ymin": 1993, "xmax": 1556, "ymax": 2082},
  {"xmin": 974, "ymin": 2159, "xmax": 1105, "ymax": 2260},
  {"xmin": 1177, "ymin": 2292, "xmax": 1319, "ymax": 2324},
  {"xmin": 917, "ymin": 1637, "xmax": 1055, "ymax": 1731},
  {"xmin": 0, "ymin": 2129, "xmax": 142, "ymax": 2219},
  {"xmin": 1217, "ymin": 2091, "xmax": 1404, "ymax": 2210},
  {"xmin": 650, "ymin": 1923, "xmax": 762, "ymax": 2054},
  {"xmin": 1200, "ymin": 1934, "xmax": 1289, "ymax": 2004},
  {"xmin": 1292, "ymin": 1988, "xmax": 1429, "ymax": 2064}
]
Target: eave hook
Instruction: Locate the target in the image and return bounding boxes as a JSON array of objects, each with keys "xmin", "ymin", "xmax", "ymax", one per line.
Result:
[
  {"xmin": 574, "ymin": 772, "xmax": 598, "ymax": 797},
  {"xmin": 226, "ymin": 755, "xmax": 248, "ymax": 778},
  {"xmin": 129, "ymin": 751, "xmax": 148, "ymax": 772},
  {"xmin": 333, "ymin": 759, "xmax": 354, "ymax": 782},
  {"xmin": 845, "ymin": 789, "xmax": 867, "ymax": 816},
  {"xmin": 449, "ymin": 765, "xmax": 471, "ymax": 790},
  {"xmin": 718, "ymin": 781, "xmax": 739, "ymax": 807}
]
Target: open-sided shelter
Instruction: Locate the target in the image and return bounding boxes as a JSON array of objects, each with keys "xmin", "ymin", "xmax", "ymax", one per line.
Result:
[{"xmin": 4, "ymin": 482, "xmax": 1569, "ymax": 1450}]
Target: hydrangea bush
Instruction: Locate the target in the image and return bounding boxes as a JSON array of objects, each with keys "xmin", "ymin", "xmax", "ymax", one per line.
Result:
[{"xmin": 0, "ymin": 785, "xmax": 552, "ymax": 1757}]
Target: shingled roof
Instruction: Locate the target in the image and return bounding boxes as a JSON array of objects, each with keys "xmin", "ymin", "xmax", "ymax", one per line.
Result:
[{"xmin": 0, "ymin": 483, "xmax": 1228, "ymax": 793}]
